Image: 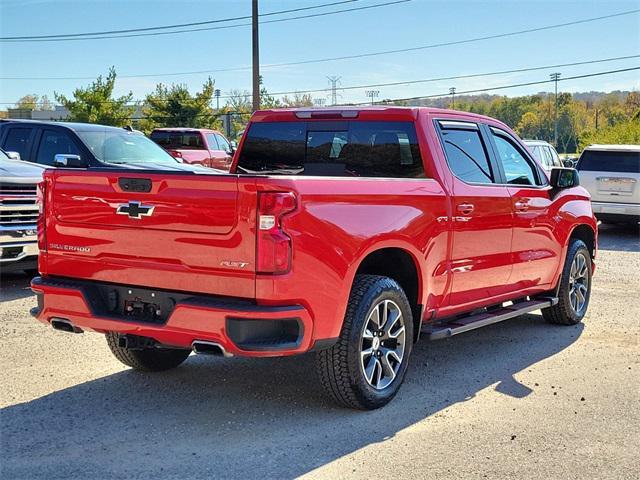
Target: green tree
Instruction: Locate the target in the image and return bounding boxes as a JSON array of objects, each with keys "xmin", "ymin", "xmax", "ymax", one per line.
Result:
[
  {"xmin": 141, "ymin": 77, "xmax": 221, "ymax": 132},
  {"xmin": 15, "ymin": 94, "xmax": 39, "ymax": 110},
  {"xmin": 281, "ymin": 92, "xmax": 314, "ymax": 107},
  {"xmin": 55, "ymin": 67, "xmax": 134, "ymax": 126}
]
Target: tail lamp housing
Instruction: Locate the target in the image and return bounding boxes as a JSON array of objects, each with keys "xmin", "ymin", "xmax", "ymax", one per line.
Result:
[{"xmin": 257, "ymin": 192, "xmax": 296, "ymax": 274}]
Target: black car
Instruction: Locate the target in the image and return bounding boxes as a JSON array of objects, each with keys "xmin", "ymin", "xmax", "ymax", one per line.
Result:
[{"xmin": 0, "ymin": 120, "xmax": 220, "ymax": 172}]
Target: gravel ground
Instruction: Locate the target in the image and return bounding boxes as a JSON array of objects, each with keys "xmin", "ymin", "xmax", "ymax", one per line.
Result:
[{"xmin": 1, "ymin": 224, "xmax": 638, "ymax": 480}]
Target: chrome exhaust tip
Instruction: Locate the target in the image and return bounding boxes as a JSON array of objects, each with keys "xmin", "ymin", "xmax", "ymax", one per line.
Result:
[
  {"xmin": 191, "ymin": 340, "xmax": 232, "ymax": 357},
  {"xmin": 50, "ymin": 317, "xmax": 83, "ymax": 334}
]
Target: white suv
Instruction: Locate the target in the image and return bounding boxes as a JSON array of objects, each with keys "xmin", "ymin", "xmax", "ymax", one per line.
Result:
[
  {"xmin": 523, "ymin": 140, "xmax": 563, "ymax": 173},
  {"xmin": 576, "ymin": 144, "xmax": 640, "ymax": 225}
]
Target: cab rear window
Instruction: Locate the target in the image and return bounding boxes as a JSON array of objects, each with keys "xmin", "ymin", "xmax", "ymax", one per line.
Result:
[
  {"xmin": 236, "ymin": 121, "xmax": 425, "ymax": 178},
  {"xmin": 151, "ymin": 131, "xmax": 205, "ymax": 150},
  {"xmin": 578, "ymin": 150, "xmax": 640, "ymax": 173}
]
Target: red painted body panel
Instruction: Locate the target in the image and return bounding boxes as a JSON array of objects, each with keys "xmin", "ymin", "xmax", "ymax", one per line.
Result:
[{"xmin": 33, "ymin": 107, "xmax": 597, "ymax": 356}]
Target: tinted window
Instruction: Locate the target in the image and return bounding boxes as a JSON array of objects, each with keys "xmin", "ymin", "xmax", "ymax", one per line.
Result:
[
  {"xmin": 577, "ymin": 150, "xmax": 640, "ymax": 173},
  {"xmin": 36, "ymin": 130, "xmax": 80, "ymax": 166},
  {"xmin": 77, "ymin": 131, "xmax": 178, "ymax": 165},
  {"xmin": 215, "ymin": 134, "xmax": 231, "ymax": 153},
  {"xmin": 150, "ymin": 131, "xmax": 205, "ymax": 149},
  {"xmin": 492, "ymin": 133, "xmax": 539, "ymax": 185},
  {"xmin": 205, "ymin": 133, "xmax": 219, "ymax": 150},
  {"xmin": 440, "ymin": 128, "xmax": 493, "ymax": 183},
  {"xmin": 237, "ymin": 121, "xmax": 425, "ymax": 178},
  {"xmin": 3, "ymin": 127, "xmax": 33, "ymax": 160}
]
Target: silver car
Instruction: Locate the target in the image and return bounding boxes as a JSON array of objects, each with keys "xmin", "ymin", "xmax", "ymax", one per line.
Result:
[{"xmin": 576, "ymin": 144, "xmax": 640, "ymax": 225}]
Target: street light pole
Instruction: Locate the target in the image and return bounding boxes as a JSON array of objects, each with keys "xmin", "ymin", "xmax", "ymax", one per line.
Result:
[
  {"xmin": 252, "ymin": 0, "xmax": 260, "ymax": 112},
  {"xmin": 550, "ymin": 72, "xmax": 561, "ymax": 145}
]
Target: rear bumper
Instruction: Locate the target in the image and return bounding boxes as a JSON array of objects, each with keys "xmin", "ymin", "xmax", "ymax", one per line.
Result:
[
  {"xmin": 592, "ymin": 201, "xmax": 640, "ymax": 222},
  {"xmin": 30, "ymin": 276, "xmax": 322, "ymax": 357}
]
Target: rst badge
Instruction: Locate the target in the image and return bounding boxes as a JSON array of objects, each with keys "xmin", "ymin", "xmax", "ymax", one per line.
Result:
[{"xmin": 116, "ymin": 201, "xmax": 155, "ymax": 219}]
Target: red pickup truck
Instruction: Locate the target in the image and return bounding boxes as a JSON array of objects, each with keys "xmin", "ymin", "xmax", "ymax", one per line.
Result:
[
  {"xmin": 150, "ymin": 128, "xmax": 234, "ymax": 170},
  {"xmin": 31, "ymin": 107, "xmax": 597, "ymax": 409}
]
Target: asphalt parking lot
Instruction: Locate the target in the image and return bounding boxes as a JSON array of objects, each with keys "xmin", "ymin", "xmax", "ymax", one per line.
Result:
[{"xmin": 1, "ymin": 224, "xmax": 638, "ymax": 480}]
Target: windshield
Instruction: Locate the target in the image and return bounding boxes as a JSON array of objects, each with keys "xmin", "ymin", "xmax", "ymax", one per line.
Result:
[
  {"xmin": 577, "ymin": 150, "xmax": 640, "ymax": 173},
  {"xmin": 76, "ymin": 130, "xmax": 179, "ymax": 165},
  {"xmin": 150, "ymin": 131, "xmax": 205, "ymax": 150}
]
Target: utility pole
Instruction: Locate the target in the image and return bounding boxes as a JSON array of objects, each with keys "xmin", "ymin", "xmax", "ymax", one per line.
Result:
[
  {"xmin": 595, "ymin": 108, "xmax": 599, "ymax": 130},
  {"xmin": 449, "ymin": 87, "xmax": 456, "ymax": 109},
  {"xmin": 252, "ymin": 0, "xmax": 260, "ymax": 112},
  {"xmin": 214, "ymin": 89, "xmax": 221, "ymax": 110},
  {"xmin": 550, "ymin": 72, "xmax": 561, "ymax": 145},
  {"xmin": 365, "ymin": 90, "xmax": 379, "ymax": 105},
  {"xmin": 327, "ymin": 76, "xmax": 341, "ymax": 106}
]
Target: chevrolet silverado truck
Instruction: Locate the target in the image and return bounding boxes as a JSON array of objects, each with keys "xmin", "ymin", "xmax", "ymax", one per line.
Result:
[
  {"xmin": 31, "ymin": 107, "xmax": 597, "ymax": 409},
  {"xmin": 0, "ymin": 148, "xmax": 44, "ymax": 274}
]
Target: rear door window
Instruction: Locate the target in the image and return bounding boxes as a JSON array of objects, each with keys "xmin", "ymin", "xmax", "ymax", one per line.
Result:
[
  {"xmin": 2, "ymin": 127, "xmax": 35, "ymax": 161},
  {"xmin": 438, "ymin": 123, "xmax": 494, "ymax": 184},
  {"xmin": 36, "ymin": 129, "xmax": 80, "ymax": 166},
  {"xmin": 237, "ymin": 121, "xmax": 425, "ymax": 178},
  {"xmin": 577, "ymin": 150, "xmax": 640, "ymax": 173}
]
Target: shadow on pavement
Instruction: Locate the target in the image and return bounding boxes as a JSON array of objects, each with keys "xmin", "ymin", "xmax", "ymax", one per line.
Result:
[
  {"xmin": 1, "ymin": 314, "xmax": 583, "ymax": 479},
  {"xmin": 0, "ymin": 272, "xmax": 35, "ymax": 302},
  {"xmin": 597, "ymin": 223, "xmax": 639, "ymax": 253}
]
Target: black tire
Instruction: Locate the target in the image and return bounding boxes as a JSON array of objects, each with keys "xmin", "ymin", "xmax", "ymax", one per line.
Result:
[
  {"xmin": 542, "ymin": 239, "xmax": 592, "ymax": 326},
  {"xmin": 315, "ymin": 274, "xmax": 414, "ymax": 410},
  {"xmin": 105, "ymin": 332, "xmax": 191, "ymax": 372}
]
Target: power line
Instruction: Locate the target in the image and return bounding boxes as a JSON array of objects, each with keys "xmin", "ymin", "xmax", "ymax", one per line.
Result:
[
  {"xmin": 1, "ymin": 0, "xmax": 411, "ymax": 43},
  {"xmin": 2, "ymin": 54, "xmax": 637, "ymax": 105},
  {"xmin": 345, "ymin": 66, "xmax": 640, "ymax": 105},
  {"xmin": 4, "ymin": 9, "xmax": 636, "ymax": 79},
  {"xmin": 0, "ymin": 0, "xmax": 359, "ymax": 40}
]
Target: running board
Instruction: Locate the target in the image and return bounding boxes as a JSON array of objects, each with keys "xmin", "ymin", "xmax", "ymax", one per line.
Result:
[{"xmin": 423, "ymin": 298, "xmax": 558, "ymax": 341}]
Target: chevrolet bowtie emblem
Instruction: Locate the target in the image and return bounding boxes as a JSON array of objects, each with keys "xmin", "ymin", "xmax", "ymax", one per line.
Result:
[{"xmin": 116, "ymin": 201, "xmax": 155, "ymax": 219}]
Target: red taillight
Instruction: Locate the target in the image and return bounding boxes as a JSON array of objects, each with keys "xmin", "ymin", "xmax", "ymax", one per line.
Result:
[
  {"xmin": 257, "ymin": 192, "xmax": 296, "ymax": 274},
  {"xmin": 168, "ymin": 150, "xmax": 183, "ymax": 158},
  {"xmin": 37, "ymin": 180, "xmax": 46, "ymax": 251}
]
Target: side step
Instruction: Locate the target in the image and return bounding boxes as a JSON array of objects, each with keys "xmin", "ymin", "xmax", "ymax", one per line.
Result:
[{"xmin": 423, "ymin": 298, "xmax": 558, "ymax": 341}]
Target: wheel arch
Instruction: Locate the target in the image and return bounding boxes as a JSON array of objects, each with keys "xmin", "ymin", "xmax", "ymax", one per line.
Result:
[
  {"xmin": 568, "ymin": 223, "xmax": 596, "ymax": 260},
  {"xmin": 353, "ymin": 246, "xmax": 423, "ymax": 342}
]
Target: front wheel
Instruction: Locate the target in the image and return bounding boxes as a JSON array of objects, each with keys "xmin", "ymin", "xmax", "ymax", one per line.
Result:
[
  {"xmin": 542, "ymin": 239, "xmax": 592, "ymax": 325},
  {"xmin": 106, "ymin": 333, "xmax": 191, "ymax": 372},
  {"xmin": 315, "ymin": 275, "xmax": 414, "ymax": 410}
]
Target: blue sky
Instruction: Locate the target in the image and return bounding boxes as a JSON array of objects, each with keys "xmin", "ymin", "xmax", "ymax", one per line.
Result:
[{"xmin": 1, "ymin": 0, "xmax": 639, "ymax": 108}]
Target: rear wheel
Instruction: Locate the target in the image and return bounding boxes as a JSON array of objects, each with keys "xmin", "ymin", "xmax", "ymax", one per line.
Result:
[
  {"xmin": 105, "ymin": 332, "xmax": 191, "ymax": 372},
  {"xmin": 542, "ymin": 239, "xmax": 592, "ymax": 325},
  {"xmin": 315, "ymin": 275, "xmax": 413, "ymax": 410}
]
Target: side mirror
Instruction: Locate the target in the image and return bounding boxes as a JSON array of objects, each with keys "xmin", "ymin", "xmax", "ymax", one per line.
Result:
[
  {"xmin": 54, "ymin": 154, "xmax": 88, "ymax": 168},
  {"xmin": 229, "ymin": 141, "xmax": 237, "ymax": 154},
  {"xmin": 550, "ymin": 167, "xmax": 579, "ymax": 189},
  {"xmin": 5, "ymin": 151, "xmax": 21, "ymax": 160},
  {"xmin": 562, "ymin": 159, "xmax": 574, "ymax": 168}
]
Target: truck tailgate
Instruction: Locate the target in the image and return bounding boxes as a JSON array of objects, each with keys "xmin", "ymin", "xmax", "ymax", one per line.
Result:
[{"xmin": 43, "ymin": 170, "xmax": 257, "ymax": 298}]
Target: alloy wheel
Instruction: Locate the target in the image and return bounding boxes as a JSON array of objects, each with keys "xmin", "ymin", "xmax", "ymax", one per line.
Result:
[{"xmin": 360, "ymin": 299, "xmax": 407, "ymax": 390}]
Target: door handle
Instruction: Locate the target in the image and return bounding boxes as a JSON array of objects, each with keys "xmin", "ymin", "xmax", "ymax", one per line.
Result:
[
  {"xmin": 514, "ymin": 201, "xmax": 529, "ymax": 212},
  {"xmin": 456, "ymin": 203, "xmax": 475, "ymax": 215}
]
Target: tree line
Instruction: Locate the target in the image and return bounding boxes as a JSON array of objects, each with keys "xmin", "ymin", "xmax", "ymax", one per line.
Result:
[{"xmin": 8, "ymin": 67, "xmax": 640, "ymax": 151}]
